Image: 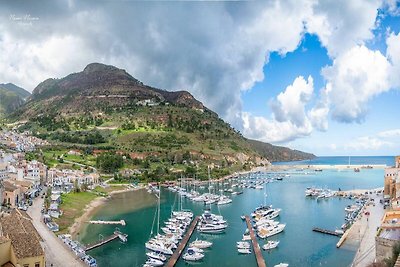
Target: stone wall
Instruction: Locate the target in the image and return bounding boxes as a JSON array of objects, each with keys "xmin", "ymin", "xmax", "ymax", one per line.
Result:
[{"xmin": 376, "ymin": 236, "xmax": 398, "ymax": 262}]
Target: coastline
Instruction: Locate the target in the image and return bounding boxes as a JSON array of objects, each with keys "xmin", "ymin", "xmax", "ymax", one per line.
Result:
[{"xmin": 70, "ymin": 185, "xmax": 144, "ymax": 238}]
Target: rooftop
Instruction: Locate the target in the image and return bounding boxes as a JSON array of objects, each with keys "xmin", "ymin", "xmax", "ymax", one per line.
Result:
[{"xmin": 0, "ymin": 210, "xmax": 44, "ymax": 259}]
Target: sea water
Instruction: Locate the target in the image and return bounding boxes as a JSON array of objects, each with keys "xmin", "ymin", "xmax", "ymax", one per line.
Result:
[{"xmin": 79, "ymin": 159, "xmax": 385, "ymax": 267}]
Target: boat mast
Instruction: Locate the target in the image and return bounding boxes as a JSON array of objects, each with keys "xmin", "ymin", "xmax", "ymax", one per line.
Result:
[{"xmin": 157, "ymin": 184, "xmax": 160, "ymax": 236}]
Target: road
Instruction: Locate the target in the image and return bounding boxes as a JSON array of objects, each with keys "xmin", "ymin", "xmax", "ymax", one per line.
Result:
[
  {"xmin": 352, "ymin": 196, "xmax": 385, "ymax": 267},
  {"xmin": 28, "ymin": 197, "xmax": 86, "ymax": 267}
]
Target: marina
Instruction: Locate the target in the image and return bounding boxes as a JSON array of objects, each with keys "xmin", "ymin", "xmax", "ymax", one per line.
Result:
[
  {"xmin": 245, "ymin": 216, "xmax": 267, "ymax": 267},
  {"xmin": 79, "ymin": 162, "xmax": 387, "ymax": 267},
  {"xmin": 312, "ymin": 227, "xmax": 341, "ymax": 237},
  {"xmin": 165, "ymin": 216, "xmax": 200, "ymax": 267}
]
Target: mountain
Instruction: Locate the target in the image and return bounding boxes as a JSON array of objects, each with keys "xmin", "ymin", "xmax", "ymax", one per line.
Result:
[
  {"xmin": 10, "ymin": 63, "xmax": 314, "ymax": 178},
  {"xmin": 0, "ymin": 83, "xmax": 31, "ymax": 99},
  {"xmin": 15, "ymin": 63, "xmax": 205, "ymax": 118},
  {"xmin": 247, "ymin": 139, "xmax": 315, "ymax": 162},
  {"xmin": 0, "ymin": 83, "xmax": 30, "ymax": 117}
]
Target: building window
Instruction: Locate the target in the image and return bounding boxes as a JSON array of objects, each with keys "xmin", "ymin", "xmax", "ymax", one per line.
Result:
[
  {"xmin": 23, "ymin": 264, "xmax": 29, "ymax": 267},
  {"xmin": 35, "ymin": 263, "xmax": 40, "ymax": 267}
]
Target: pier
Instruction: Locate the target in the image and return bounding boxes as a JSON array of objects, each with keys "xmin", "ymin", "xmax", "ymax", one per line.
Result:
[
  {"xmin": 87, "ymin": 220, "xmax": 126, "ymax": 226},
  {"xmin": 245, "ymin": 216, "xmax": 267, "ymax": 267},
  {"xmin": 165, "ymin": 216, "xmax": 200, "ymax": 267},
  {"xmin": 85, "ymin": 230, "xmax": 127, "ymax": 251},
  {"xmin": 312, "ymin": 227, "xmax": 341, "ymax": 236}
]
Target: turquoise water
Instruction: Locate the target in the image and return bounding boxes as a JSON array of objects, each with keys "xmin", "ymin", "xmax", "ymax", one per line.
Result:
[
  {"xmin": 79, "ymin": 167, "xmax": 384, "ymax": 267},
  {"xmin": 273, "ymin": 156, "xmax": 394, "ymax": 166}
]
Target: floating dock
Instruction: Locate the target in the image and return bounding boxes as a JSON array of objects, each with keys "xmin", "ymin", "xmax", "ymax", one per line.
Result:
[
  {"xmin": 312, "ymin": 227, "xmax": 341, "ymax": 236},
  {"xmin": 245, "ymin": 216, "xmax": 267, "ymax": 267},
  {"xmin": 85, "ymin": 230, "xmax": 127, "ymax": 251},
  {"xmin": 165, "ymin": 216, "xmax": 200, "ymax": 267},
  {"xmin": 87, "ymin": 220, "xmax": 126, "ymax": 226}
]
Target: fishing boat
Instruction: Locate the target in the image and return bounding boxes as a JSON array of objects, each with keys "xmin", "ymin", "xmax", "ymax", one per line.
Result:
[
  {"xmin": 189, "ymin": 239, "xmax": 213, "ymax": 249},
  {"xmin": 262, "ymin": 240, "xmax": 280, "ymax": 250}
]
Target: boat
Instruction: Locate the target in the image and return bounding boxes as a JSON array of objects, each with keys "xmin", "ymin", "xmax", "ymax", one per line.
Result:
[
  {"xmin": 257, "ymin": 224, "xmax": 286, "ymax": 238},
  {"xmin": 274, "ymin": 263, "xmax": 289, "ymax": 267},
  {"xmin": 182, "ymin": 248, "xmax": 205, "ymax": 261},
  {"xmin": 217, "ymin": 196, "xmax": 233, "ymax": 205},
  {"xmin": 145, "ymin": 241, "xmax": 174, "ymax": 255},
  {"xmin": 237, "ymin": 241, "xmax": 250, "ymax": 249},
  {"xmin": 144, "ymin": 258, "xmax": 164, "ymax": 266},
  {"xmin": 241, "ymin": 215, "xmax": 246, "ymax": 220},
  {"xmin": 189, "ymin": 239, "xmax": 213, "ymax": 248},
  {"xmin": 146, "ymin": 252, "xmax": 167, "ymax": 262},
  {"xmin": 262, "ymin": 240, "xmax": 280, "ymax": 250},
  {"xmin": 187, "ymin": 246, "xmax": 204, "ymax": 253},
  {"xmin": 237, "ymin": 248, "xmax": 252, "ymax": 254},
  {"xmin": 197, "ymin": 223, "xmax": 227, "ymax": 233}
]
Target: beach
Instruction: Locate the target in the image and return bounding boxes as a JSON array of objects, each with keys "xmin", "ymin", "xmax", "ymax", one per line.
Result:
[{"xmin": 70, "ymin": 185, "xmax": 145, "ymax": 238}]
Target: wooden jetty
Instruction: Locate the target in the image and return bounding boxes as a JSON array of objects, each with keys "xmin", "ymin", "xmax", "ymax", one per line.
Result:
[
  {"xmin": 87, "ymin": 220, "xmax": 126, "ymax": 226},
  {"xmin": 165, "ymin": 216, "xmax": 200, "ymax": 267},
  {"xmin": 245, "ymin": 216, "xmax": 267, "ymax": 267},
  {"xmin": 312, "ymin": 227, "xmax": 341, "ymax": 236},
  {"xmin": 85, "ymin": 230, "xmax": 127, "ymax": 251}
]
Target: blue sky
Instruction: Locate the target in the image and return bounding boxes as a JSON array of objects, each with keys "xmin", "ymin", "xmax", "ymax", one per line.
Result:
[
  {"xmin": 0, "ymin": 0, "xmax": 399, "ymax": 156},
  {"xmin": 241, "ymin": 8, "xmax": 400, "ymax": 156}
]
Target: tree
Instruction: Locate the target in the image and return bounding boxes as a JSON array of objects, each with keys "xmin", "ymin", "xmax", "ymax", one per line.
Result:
[{"xmin": 96, "ymin": 153, "xmax": 124, "ymax": 173}]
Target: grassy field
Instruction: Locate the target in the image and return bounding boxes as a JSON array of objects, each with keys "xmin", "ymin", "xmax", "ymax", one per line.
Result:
[{"xmin": 55, "ymin": 191, "xmax": 98, "ymax": 233}]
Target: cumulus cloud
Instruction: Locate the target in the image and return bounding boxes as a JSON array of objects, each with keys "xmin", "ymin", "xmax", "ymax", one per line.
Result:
[
  {"xmin": 242, "ymin": 112, "xmax": 312, "ymax": 143},
  {"xmin": 243, "ymin": 75, "xmax": 314, "ymax": 143},
  {"xmin": 306, "ymin": 0, "xmax": 382, "ymax": 57},
  {"xmin": 386, "ymin": 32, "xmax": 400, "ymax": 88},
  {"xmin": 322, "ymin": 45, "xmax": 391, "ymax": 123},
  {"xmin": 0, "ymin": 0, "xmax": 397, "ymax": 146},
  {"xmin": 270, "ymin": 76, "xmax": 313, "ymax": 127}
]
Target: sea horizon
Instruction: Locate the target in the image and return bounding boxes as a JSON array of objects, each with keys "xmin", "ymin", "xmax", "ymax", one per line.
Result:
[{"xmin": 273, "ymin": 155, "xmax": 395, "ymax": 166}]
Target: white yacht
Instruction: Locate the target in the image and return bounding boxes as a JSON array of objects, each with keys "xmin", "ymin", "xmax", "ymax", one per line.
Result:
[
  {"xmin": 145, "ymin": 240, "xmax": 174, "ymax": 255},
  {"xmin": 217, "ymin": 196, "xmax": 232, "ymax": 205},
  {"xmin": 189, "ymin": 239, "xmax": 213, "ymax": 248},
  {"xmin": 197, "ymin": 223, "xmax": 227, "ymax": 233},
  {"xmin": 237, "ymin": 248, "xmax": 252, "ymax": 254},
  {"xmin": 274, "ymin": 263, "xmax": 289, "ymax": 267},
  {"xmin": 144, "ymin": 258, "xmax": 164, "ymax": 266},
  {"xmin": 182, "ymin": 249, "xmax": 205, "ymax": 261},
  {"xmin": 257, "ymin": 224, "xmax": 286, "ymax": 238},
  {"xmin": 146, "ymin": 252, "xmax": 167, "ymax": 262},
  {"xmin": 262, "ymin": 240, "xmax": 280, "ymax": 250}
]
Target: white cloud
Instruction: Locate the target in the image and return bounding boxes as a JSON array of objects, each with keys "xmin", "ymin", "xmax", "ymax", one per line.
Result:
[
  {"xmin": 344, "ymin": 136, "xmax": 392, "ymax": 150},
  {"xmin": 243, "ymin": 75, "xmax": 314, "ymax": 143},
  {"xmin": 306, "ymin": 0, "xmax": 382, "ymax": 57},
  {"xmin": 270, "ymin": 76, "xmax": 313, "ymax": 127},
  {"xmin": 377, "ymin": 129, "xmax": 400, "ymax": 138},
  {"xmin": 322, "ymin": 45, "xmax": 391, "ymax": 123},
  {"xmin": 242, "ymin": 112, "xmax": 312, "ymax": 143},
  {"xmin": 387, "ymin": 32, "xmax": 400, "ymax": 88}
]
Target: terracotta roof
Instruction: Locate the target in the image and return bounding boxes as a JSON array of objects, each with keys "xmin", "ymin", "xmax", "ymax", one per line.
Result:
[{"xmin": 0, "ymin": 211, "xmax": 44, "ymax": 259}]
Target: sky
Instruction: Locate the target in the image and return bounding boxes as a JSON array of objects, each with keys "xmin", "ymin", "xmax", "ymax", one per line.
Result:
[{"xmin": 0, "ymin": 0, "xmax": 399, "ymax": 156}]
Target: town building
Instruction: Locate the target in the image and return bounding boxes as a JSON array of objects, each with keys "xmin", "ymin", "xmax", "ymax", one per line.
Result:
[
  {"xmin": 1, "ymin": 180, "xmax": 22, "ymax": 208},
  {"xmin": 383, "ymin": 156, "xmax": 400, "ymax": 206},
  {"xmin": 0, "ymin": 210, "xmax": 45, "ymax": 267}
]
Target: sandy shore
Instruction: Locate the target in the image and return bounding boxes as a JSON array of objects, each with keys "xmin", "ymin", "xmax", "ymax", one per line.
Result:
[{"xmin": 70, "ymin": 185, "xmax": 144, "ymax": 238}]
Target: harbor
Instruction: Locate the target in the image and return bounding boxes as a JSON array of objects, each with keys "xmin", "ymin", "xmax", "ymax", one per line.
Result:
[{"xmin": 78, "ymin": 164, "xmax": 386, "ymax": 266}]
